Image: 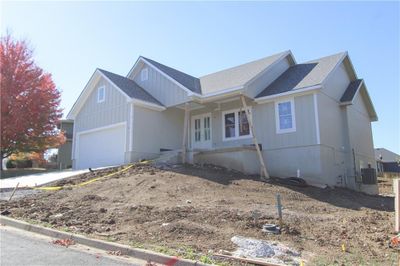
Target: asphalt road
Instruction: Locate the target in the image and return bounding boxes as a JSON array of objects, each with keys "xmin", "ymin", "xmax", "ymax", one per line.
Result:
[{"xmin": 0, "ymin": 226, "xmax": 145, "ymax": 266}]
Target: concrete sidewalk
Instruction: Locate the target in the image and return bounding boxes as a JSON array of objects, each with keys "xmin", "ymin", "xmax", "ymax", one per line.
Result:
[{"xmin": 0, "ymin": 169, "xmax": 89, "ymax": 189}]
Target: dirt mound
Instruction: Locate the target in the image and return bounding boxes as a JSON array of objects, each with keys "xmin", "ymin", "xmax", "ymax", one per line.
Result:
[{"xmin": 0, "ymin": 163, "xmax": 396, "ymax": 265}]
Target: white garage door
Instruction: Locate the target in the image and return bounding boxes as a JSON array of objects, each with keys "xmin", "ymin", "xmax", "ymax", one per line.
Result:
[{"xmin": 76, "ymin": 124, "xmax": 126, "ymax": 169}]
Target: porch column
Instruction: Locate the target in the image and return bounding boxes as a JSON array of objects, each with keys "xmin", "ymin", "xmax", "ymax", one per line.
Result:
[
  {"xmin": 182, "ymin": 102, "xmax": 190, "ymax": 164},
  {"xmin": 240, "ymin": 95, "xmax": 270, "ymax": 180}
]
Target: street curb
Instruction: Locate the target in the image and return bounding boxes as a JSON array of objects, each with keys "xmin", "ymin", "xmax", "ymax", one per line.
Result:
[{"xmin": 0, "ymin": 216, "xmax": 210, "ymax": 266}]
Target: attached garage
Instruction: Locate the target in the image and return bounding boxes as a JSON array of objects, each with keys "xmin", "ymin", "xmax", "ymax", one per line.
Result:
[{"xmin": 76, "ymin": 123, "xmax": 126, "ymax": 169}]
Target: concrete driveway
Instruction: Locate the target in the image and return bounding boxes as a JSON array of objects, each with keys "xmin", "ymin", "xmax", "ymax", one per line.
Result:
[
  {"xmin": 0, "ymin": 169, "xmax": 89, "ymax": 190},
  {"xmin": 0, "ymin": 226, "xmax": 145, "ymax": 266}
]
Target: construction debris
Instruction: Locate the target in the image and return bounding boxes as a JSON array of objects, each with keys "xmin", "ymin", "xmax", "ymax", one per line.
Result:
[
  {"xmin": 230, "ymin": 236, "xmax": 300, "ymax": 265},
  {"xmin": 107, "ymin": 250, "xmax": 122, "ymax": 256},
  {"xmin": 52, "ymin": 238, "xmax": 75, "ymax": 247}
]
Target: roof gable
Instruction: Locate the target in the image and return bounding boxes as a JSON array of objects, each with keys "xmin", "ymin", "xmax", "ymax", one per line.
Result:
[
  {"xmin": 199, "ymin": 51, "xmax": 292, "ymax": 94},
  {"xmin": 98, "ymin": 69, "xmax": 162, "ymax": 106},
  {"xmin": 67, "ymin": 69, "xmax": 164, "ymax": 119},
  {"xmin": 340, "ymin": 79, "xmax": 378, "ymax": 121},
  {"xmin": 140, "ymin": 57, "xmax": 202, "ymax": 94},
  {"xmin": 340, "ymin": 79, "xmax": 363, "ymax": 103},
  {"xmin": 375, "ymin": 148, "xmax": 400, "ymax": 162},
  {"xmin": 256, "ymin": 52, "xmax": 346, "ymax": 98}
]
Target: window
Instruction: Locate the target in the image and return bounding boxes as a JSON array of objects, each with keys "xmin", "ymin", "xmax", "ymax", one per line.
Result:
[
  {"xmin": 204, "ymin": 116, "xmax": 211, "ymax": 141},
  {"xmin": 97, "ymin": 86, "xmax": 105, "ymax": 103},
  {"xmin": 194, "ymin": 118, "xmax": 201, "ymax": 142},
  {"xmin": 275, "ymin": 99, "xmax": 296, "ymax": 134},
  {"xmin": 141, "ymin": 68, "xmax": 148, "ymax": 81},
  {"xmin": 223, "ymin": 108, "xmax": 252, "ymax": 141}
]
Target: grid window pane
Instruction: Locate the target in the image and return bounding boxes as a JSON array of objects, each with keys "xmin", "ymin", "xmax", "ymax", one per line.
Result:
[
  {"xmin": 204, "ymin": 117, "xmax": 210, "ymax": 141},
  {"xmin": 278, "ymin": 101, "xmax": 293, "ymax": 130},
  {"xmin": 224, "ymin": 112, "xmax": 235, "ymax": 138},
  {"xmin": 238, "ymin": 111, "xmax": 250, "ymax": 136}
]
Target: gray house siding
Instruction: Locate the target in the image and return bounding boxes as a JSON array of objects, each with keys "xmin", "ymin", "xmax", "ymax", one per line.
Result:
[
  {"xmin": 72, "ymin": 76, "xmax": 130, "ymax": 167},
  {"xmin": 346, "ymin": 92, "xmax": 376, "ymax": 170},
  {"xmin": 317, "ymin": 61, "xmax": 375, "ymax": 188},
  {"xmin": 190, "ymin": 94, "xmax": 322, "ymax": 179},
  {"xmin": 128, "ymin": 105, "xmax": 184, "ymax": 161},
  {"xmin": 245, "ymin": 57, "xmax": 291, "ymax": 98},
  {"xmin": 322, "ymin": 63, "xmax": 351, "ymax": 100},
  {"xmin": 133, "ymin": 64, "xmax": 189, "ymax": 107}
]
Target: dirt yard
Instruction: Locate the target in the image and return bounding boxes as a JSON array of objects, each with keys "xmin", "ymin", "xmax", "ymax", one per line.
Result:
[{"xmin": 0, "ymin": 163, "xmax": 397, "ymax": 265}]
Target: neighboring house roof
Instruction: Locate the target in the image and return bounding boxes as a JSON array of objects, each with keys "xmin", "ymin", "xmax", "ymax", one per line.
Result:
[
  {"xmin": 375, "ymin": 148, "xmax": 400, "ymax": 162},
  {"xmin": 257, "ymin": 52, "xmax": 345, "ymax": 98},
  {"xmin": 382, "ymin": 162, "xmax": 400, "ymax": 173},
  {"xmin": 141, "ymin": 57, "xmax": 202, "ymax": 94},
  {"xmin": 199, "ymin": 51, "xmax": 291, "ymax": 94},
  {"xmin": 340, "ymin": 79, "xmax": 363, "ymax": 102},
  {"xmin": 98, "ymin": 69, "xmax": 163, "ymax": 106}
]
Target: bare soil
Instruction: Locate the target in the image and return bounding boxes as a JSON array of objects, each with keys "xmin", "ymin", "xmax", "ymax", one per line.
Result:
[{"xmin": 0, "ymin": 164, "xmax": 397, "ymax": 265}]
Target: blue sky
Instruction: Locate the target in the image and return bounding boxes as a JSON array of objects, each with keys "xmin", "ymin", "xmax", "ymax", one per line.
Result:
[{"xmin": 1, "ymin": 1, "xmax": 399, "ymax": 153}]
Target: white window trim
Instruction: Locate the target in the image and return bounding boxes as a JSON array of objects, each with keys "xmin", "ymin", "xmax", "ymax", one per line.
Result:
[
  {"xmin": 141, "ymin": 68, "xmax": 148, "ymax": 81},
  {"xmin": 222, "ymin": 107, "xmax": 252, "ymax": 141},
  {"xmin": 275, "ymin": 98, "xmax": 296, "ymax": 134},
  {"xmin": 97, "ymin": 86, "xmax": 105, "ymax": 103}
]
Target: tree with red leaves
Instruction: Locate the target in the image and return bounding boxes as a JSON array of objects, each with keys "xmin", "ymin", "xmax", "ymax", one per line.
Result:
[{"xmin": 0, "ymin": 33, "xmax": 65, "ymax": 169}]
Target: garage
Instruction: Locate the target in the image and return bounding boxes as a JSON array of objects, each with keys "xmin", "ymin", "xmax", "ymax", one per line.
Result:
[{"xmin": 76, "ymin": 123, "xmax": 126, "ymax": 169}]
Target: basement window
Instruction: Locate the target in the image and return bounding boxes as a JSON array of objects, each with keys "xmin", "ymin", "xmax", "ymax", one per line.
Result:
[
  {"xmin": 275, "ymin": 98, "xmax": 296, "ymax": 134},
  {"xmin": 222, "ymin": 108, "xmax": 252, "ymax": 141},
  {"xmin": 141, "ymin": 68, "xmax": 148, "ymax": 81},
  {"xmin": 97, "ymin": 86, "xmax": 105, "ymax": 103}
]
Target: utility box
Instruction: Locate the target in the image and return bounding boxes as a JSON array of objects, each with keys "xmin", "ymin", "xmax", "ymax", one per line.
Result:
[{"xmin": 361, "ymin": 168, "xmax": 377, "ymax": 184}]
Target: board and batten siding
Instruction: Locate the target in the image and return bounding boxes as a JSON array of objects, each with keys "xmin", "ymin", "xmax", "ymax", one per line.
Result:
[
  {"xmin": 129, "ymin": 105, "xmax": 184, "ymax": 161},
  {"xmin": 346, "ymin": 92, "xmax": 375, "ymax": 167},
  {"xmin": 72, "ymin": 76, "xmax": 130, "ymax": 161},
  {"xmin": 132, "ymin": 64, "xmax": 190, "ymax": 107},
  {"xmin": 245, "ymin": 57, "xmax": 291, "ymax": 98},
  {"xmin": 190, "ymin": 94, "xmax": 321, "ymax": 179},
  {"xmin": 322, "ymin": 62, "xmax": 351, "ymax": 101}
]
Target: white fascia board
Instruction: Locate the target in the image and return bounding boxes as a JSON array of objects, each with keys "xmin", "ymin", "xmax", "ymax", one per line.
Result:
[
  {"xmin": 66, "ymin": 70, "xmax": 101, "ymax": 120},
  {"xmin": 242, "ymin": 50, "xmax": 294, "ymax": 88},
  {"xmin": 320, "ymin": 52, "xmax": 348, "ymax": 88},
  {"xmin": 67, "ymin": 69, "xmax": 132, "ymax": 119},
  {"xmin": 191, "ymin": 86, "xmax": 245, "ymax": 104},
  {"xmin": 255, "ymin": 85, "xmax": 322, "ymax": 104},
  {"xmin": 138, "ymin": 57, "xmax": 202, "ymax": 97},
  {"xmin": 130, "ymin": 99, "xmax": 166, "ymax": 111}
]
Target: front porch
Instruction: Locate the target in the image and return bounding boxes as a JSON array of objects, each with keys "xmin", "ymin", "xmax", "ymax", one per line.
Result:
[{"xmin": 174, "ymin": 95, "xmax": 268, "ymax": 178}]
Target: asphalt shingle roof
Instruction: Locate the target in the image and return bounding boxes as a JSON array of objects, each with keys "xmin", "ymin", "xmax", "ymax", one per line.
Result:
[
  {"xmin": 199, "ymin": 51, "xmax": 289, "ymax": 94},
  {"xmin": 257, "ymin": 52, "xmax": 346, "ymax": 98},
  {"xmin": 340, "ymin": 79, "xmax": 363, "ymax": 102},
  {"xmin": 98, "ymin": 69, "xmax": 163, "ymax": 106},
  {"xmin": 142, "ymin": 57, "xmax": 202, "ymax": 94}
]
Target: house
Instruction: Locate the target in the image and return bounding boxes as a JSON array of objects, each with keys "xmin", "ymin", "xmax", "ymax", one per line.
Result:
[
  {"xmin": 67, "ymin": 50, "xmax": 378, "ymax": 194},
  {"xmin": 57, "ymin": 119, "xmax": 73, "ymax": 169},
  {"xmin": 375, "ymin": 148, "xmax": 400, "ymax": 178}
]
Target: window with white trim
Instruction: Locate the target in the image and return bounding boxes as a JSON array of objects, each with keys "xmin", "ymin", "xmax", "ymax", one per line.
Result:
[
  {"xmin": 141, "ymin": 68, "xmax": 148, "ymax": 81},
  {"xmin": 97, "ymin": 86, "xmax": 105, "ymax": 103},
  {"xmin": 275, "ymin": 99, "xmax": 296, "ymax": 134},
  {"xmin": 223, "ymin": 108, "xmax": 251, "ymax": 141}
]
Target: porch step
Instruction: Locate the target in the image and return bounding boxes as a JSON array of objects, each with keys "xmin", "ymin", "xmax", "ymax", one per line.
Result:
[{"xmin": 153, "ymin": 150, "xmax": 182, "ymax": 165}]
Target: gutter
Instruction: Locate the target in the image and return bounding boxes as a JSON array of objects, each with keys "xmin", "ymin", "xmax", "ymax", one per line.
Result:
[{"xmin": 254, "ymin": 85, "xmax": 322, "ymax": 103}]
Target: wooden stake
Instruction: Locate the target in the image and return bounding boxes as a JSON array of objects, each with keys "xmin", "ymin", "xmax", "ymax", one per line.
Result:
[
  {"xmin": 240, "ymin": 95, "xmax": 270, "ymax": 180},
  {"xmin": 8, "ymin": 182, "xmax": 20, "ymax": 201},
  {"xmin": 276, "ymin": 194, "xmax": 283, "ymax": 228},
  {"xmin": 395, "ymin": 178, "xmax": 399, "ymax": 232},
  {"xmin": 182, "ymin": 103, "xmax": 190, "ymax": 164}
]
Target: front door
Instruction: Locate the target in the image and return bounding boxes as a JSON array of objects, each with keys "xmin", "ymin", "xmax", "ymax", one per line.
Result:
[{"xmin": 191, "ymin": 113, "xmax": 212, "ymax": 150}]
